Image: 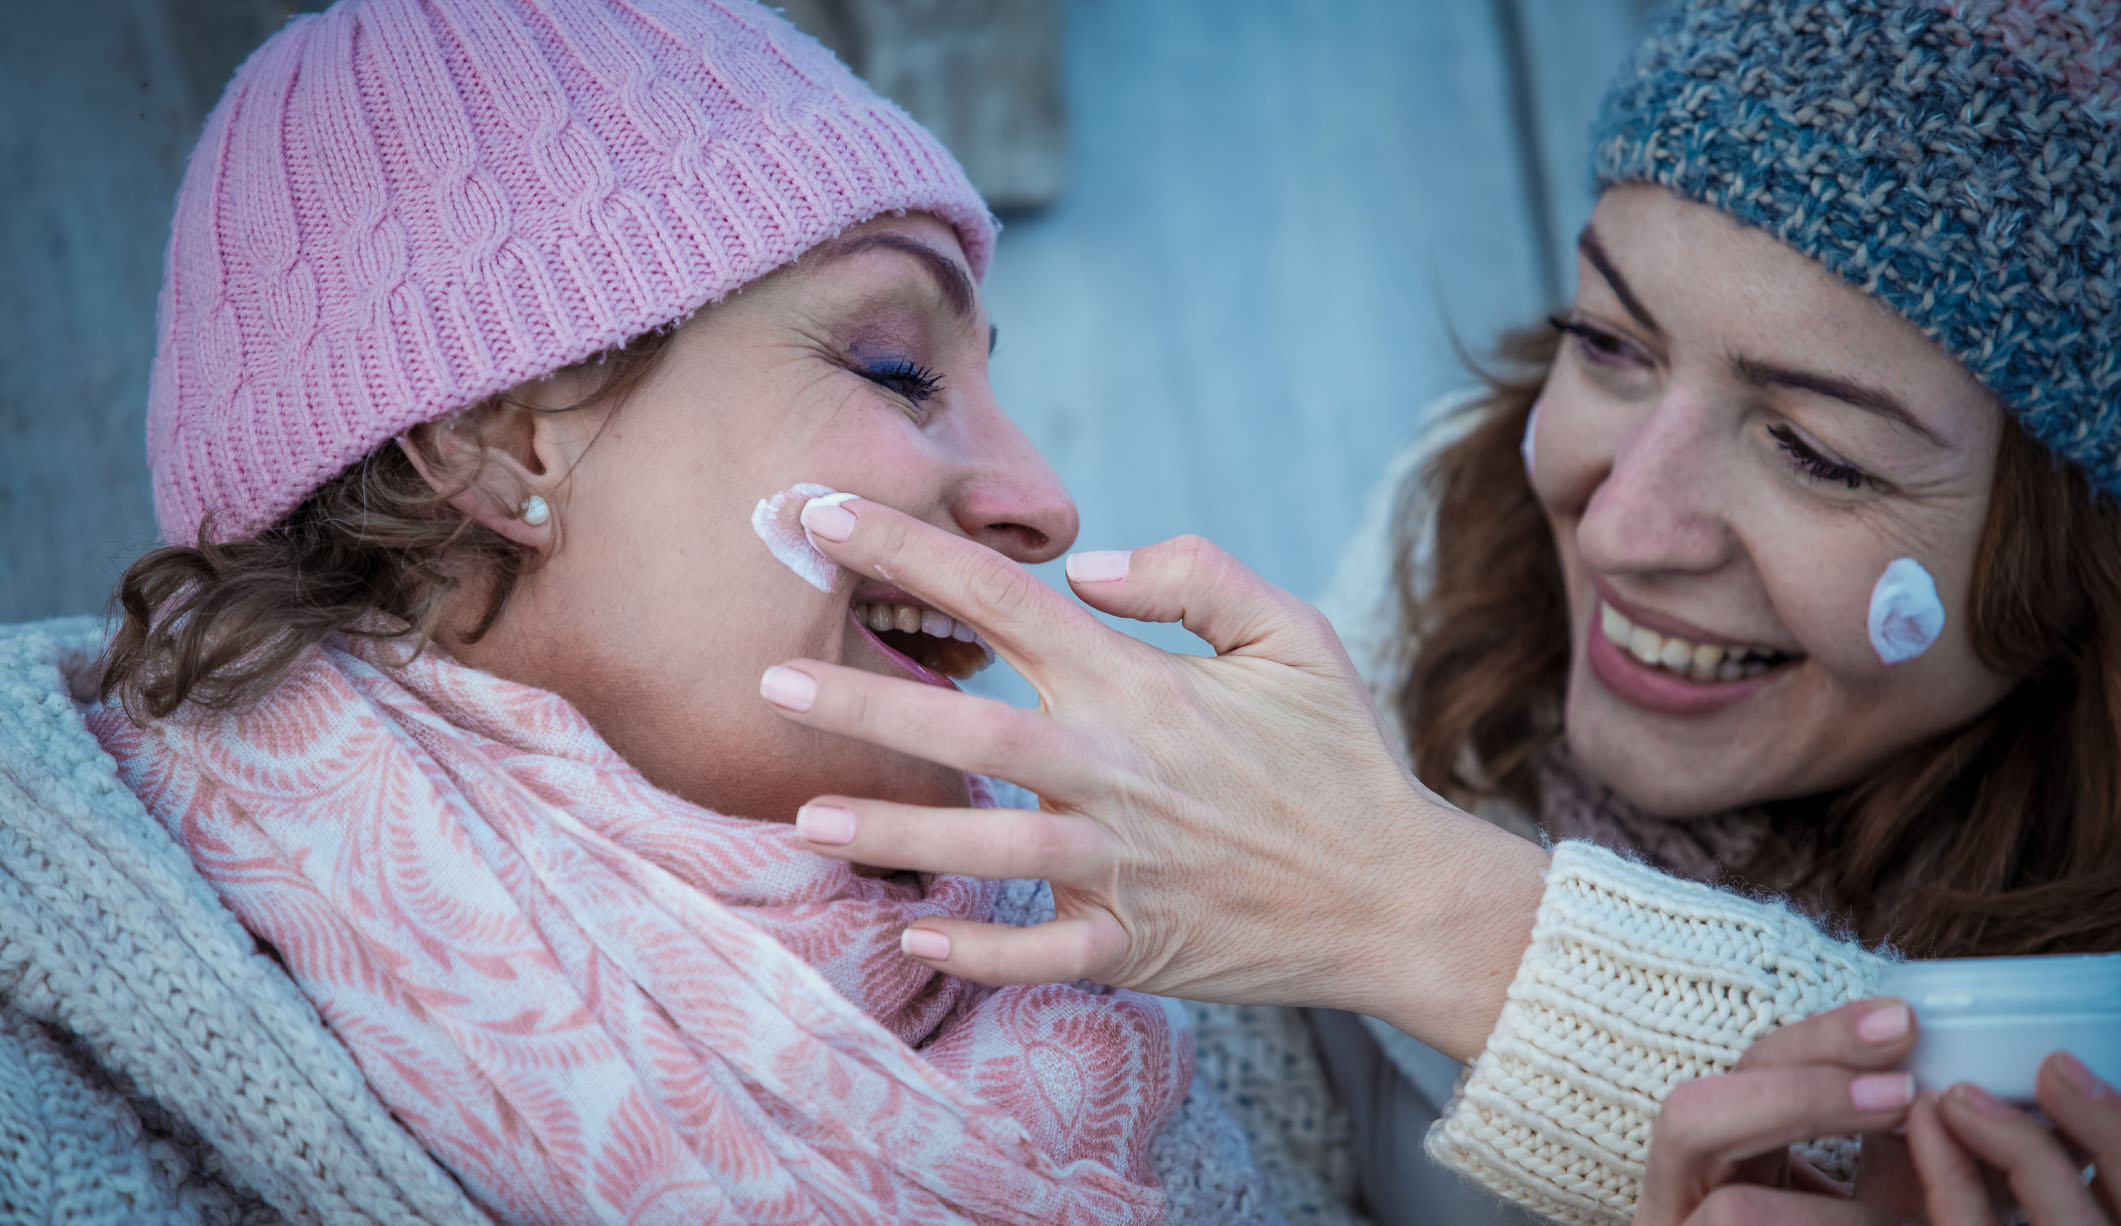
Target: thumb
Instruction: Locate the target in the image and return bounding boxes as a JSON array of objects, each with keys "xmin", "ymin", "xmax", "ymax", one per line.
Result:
[{"xmin": 1064, "ymin": 534, "xmax": 1343, "ymax": 666}]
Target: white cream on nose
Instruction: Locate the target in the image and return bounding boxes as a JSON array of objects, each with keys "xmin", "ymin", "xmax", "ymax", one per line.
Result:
[{"xmin": 1868, "ymin": 556, "xmax": 1945, "ymax": 665}]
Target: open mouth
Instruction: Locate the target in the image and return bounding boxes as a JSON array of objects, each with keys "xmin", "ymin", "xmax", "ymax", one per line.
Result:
[
  {"xmin": 851, "ymin": 598, "xmax": 994, "ymax": 683},
  {"xmin": 1597, "ymin": 601, "xmax": 1796, "ymax": 683}
]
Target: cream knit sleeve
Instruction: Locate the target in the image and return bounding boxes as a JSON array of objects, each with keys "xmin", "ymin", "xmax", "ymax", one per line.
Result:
[{"xmin": 1425, "ymin": 840, "xmax": 1889, "ymax": 1225}]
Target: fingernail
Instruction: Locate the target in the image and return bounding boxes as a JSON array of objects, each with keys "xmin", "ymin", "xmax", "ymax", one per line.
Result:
[
  {"xmin": 759, "ymin": 665, "xmax": 817, "ymax": 712},
  {"xmin": 901, "ymin": 929, "xmax": 950, "ymax": 960},
  {"xmin": 800, "ymin": 493, "xmax": 858, "ymax": 542},
  {"xmin": 1851, "ymin": 1072, "xmax": 1916, "ymax": 1111},
  {"xmin": 2054, "ymin": 1052, "xmax": 2118, "ymax": 1103},
  {"xmin": 1065, "ymin": 550, "xmax": 1131, "ymax": 583},
  {"xmin": 1948, "ymin": 1082, "xmax": 2012, "ymax": 1117},
  {"xmin": 795, "ymin": 804, "xmax": 857, "ymax": 845},
  {"xmin": 1857, "ymin": 1001, "xmax": 1912, "ymax": 1044}
]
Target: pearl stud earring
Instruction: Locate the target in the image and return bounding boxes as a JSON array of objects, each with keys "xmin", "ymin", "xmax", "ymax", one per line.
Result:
[{"xmin": 520, "ymin": 495, "xmax": 550, "ymax": 526}]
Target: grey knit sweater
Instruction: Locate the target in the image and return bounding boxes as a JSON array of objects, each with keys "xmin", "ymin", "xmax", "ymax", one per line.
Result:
[{"xmin": 0, "ymin": 617, "xmax": 489, "ymax": 1225}]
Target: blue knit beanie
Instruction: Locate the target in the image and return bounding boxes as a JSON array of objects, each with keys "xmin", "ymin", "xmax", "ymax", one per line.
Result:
[{"xmin": 1592, "ymin": 0, "xmax": 2119, "ymax": 493}]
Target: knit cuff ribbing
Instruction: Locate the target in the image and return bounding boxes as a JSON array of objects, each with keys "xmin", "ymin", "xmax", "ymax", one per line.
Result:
[{"xmin": 1426, "ymin": 841, "xmax": 1886, "ymax": 1225}]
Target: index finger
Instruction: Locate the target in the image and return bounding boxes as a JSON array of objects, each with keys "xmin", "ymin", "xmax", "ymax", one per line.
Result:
[{"xmin": 798, "ymin": 495, "xmax": 1111, "ymax": 678}]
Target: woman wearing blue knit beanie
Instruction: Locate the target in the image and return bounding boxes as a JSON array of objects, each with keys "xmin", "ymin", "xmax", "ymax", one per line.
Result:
[{"xmin": 763, "ymin": 1, "xmax": 2121, "ymax": 1222}]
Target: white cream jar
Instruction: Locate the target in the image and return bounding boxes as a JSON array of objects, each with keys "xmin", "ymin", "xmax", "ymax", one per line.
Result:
[{"xmin": 1877, "ymin": 953, "xmax": 2121, "ymax": 1102}]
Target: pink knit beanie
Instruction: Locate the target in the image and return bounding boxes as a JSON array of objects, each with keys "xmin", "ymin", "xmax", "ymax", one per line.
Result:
[{"xmin": 149, "ymin": 0, "xmax": 996, "ymax": 544}]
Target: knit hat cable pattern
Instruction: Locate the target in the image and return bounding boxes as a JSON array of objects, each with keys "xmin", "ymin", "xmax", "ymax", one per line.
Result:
[
  {"xmin": 149, "ymin": 0, "xmax": 995, "ymax": 544},
  {"xmin": 1593, "ymin": 0, "xmax": 2120, "ymax": 493}
]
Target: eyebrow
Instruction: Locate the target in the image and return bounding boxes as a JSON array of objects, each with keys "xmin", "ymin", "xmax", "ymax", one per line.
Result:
[
  {"xmin": 1578, "ymin": 227, "xmax": 1661, "ymax": 334},
  {"xmin": 1577, "ymin": 224, "xmax": 1948, "ymax": 449},
  {"xmin": 1731, "ymin": 356, "xmax": 1947, "ymax": 447},
  {"xmin": 811, "ymin": 232, "xmax": 975, "ymax": 320}
]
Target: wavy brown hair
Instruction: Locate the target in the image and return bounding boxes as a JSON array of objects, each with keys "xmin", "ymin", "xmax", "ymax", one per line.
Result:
[
  {"xmin": 100, "ymin": 329, "xmax": 677, "ymax": 722},
  {"xmin": 1395, "ymin": 323, "xmax": 2121, "ymax": 957}
]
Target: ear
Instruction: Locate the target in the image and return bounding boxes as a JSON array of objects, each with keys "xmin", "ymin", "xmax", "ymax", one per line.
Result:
[{"xmin": 397, "ymin": 405, "xmax": 572, "ymax": 548}]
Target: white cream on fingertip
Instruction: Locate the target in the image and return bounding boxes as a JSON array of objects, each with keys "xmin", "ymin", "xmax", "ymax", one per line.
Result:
[
  {"xmin": 1868, "ymin": 556, "xmax": 1944, "ymax": 665},
  {"xmin": 751, "ymin": 482, "xmax": 842, "ymax": 591}
]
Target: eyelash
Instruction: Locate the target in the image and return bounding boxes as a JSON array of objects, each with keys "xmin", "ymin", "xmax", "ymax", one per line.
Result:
[
  {"xmin": 1548, "ymin": 315, "xmax": 1875, "ymax": 493},
  {"xmin": 1768, "ymin": 423, "xmax": 1869, "ymax": 490},
  {"xmin": 861, "ymin": 359, "xmax": 945, "ymax": 404},
  {"xmin": 1547, "ymin": 314, "xmax": 1639, "ymax": 367}
]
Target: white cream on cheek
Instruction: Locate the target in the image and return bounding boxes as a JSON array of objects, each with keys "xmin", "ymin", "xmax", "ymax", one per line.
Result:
[
  {"xmin": 1521, "ymin": 402, "xmax": 1539, "ymax": 476},
  {"xmin": 751, "ymin": 483, "xmax": 852, "ymax": 591},
  {"xmin": 1868, "ymin": 556, "xmax": 1945, "ymax": 665}
]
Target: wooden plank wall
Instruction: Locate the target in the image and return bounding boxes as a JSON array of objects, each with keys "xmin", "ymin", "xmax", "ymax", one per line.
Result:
[{"xmin": 0, "ymin": 0, "xmax": 1645, "ymax": 674}]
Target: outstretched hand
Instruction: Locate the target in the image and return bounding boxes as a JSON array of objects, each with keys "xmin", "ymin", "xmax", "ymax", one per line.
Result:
[{"xmin": 758, "ymin": 495, "xmax": 1548, "ymax": 1058}]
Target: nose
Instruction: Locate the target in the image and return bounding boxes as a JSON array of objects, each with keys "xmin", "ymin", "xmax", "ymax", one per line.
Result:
[
  {"xmin": 947, "ymin": 405, "xmax": 1080, "ymax": 564},
  {"xmin": 1573, "ymin": 392, "xmax": 1733, "ymax": 577}
]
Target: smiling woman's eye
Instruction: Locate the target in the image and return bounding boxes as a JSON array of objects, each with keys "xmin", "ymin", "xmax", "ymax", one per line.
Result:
[
  {"xmin": 1548, "ymin": 313, "xmax": 1642, "ymax": 368},
  {"xmin": 1767, "ymin": 423, "xmax": 1870, "ymax": 491},
  {"xmin": 860, "ymin": 358, "xmax": 945, "ymax": 403}
]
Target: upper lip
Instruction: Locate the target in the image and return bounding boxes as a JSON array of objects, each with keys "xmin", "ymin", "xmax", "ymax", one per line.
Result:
[{"xmin": 1593, "ymin": 579, "xmax": 1798, "ymax": 654}]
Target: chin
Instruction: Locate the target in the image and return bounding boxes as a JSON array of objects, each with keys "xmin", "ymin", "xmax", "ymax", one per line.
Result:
[{"xmin": 1563, "ymin": 723, "xmax": 1746, "ymax": 819}]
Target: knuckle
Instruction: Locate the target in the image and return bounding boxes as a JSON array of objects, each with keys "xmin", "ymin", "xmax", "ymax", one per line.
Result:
[
  {"xmin": 837, "ymin": 673, "xmax": 883, "ymax": 733},
  {"xmin": 1062, "ymin": 920, "xmax": 1107, "ymax": 980},
  {"xmin": 968, "ymin": 706, "xmax": 1042, "ymax": 774},
  {"xmin": 865, "ymin": 515, "xmax": 918, "ymax": 579},
  {"xmin": 966, "ymin": 554, "xmax": 1038, "ymax": 623},
  {"xmin": 1283, "ymin": 597, "xmax": 1336, "ymax": 647},
  {"xmin": 1166, "ymin": 534, "xmax": 1223, "ymax": 576},
  {"xmin": 997, "ymin": 815, "xmax": 1063, "ymax": 876}
]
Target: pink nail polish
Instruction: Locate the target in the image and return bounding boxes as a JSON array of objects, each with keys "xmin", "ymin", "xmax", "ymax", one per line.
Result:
[
  {"xmin": 1857, "ymin": 1001, "xmax": 1912, "ymax": 1044},
  {"xmin": 795, "ymin": 804, "xmax": 857, "ymax": 845},
  {"xmin": 1851, "ymin": 1072, "xmax": 1915, "ymax": 1112},
  {"xmin": 759, "ymin": 665, "xmax": 817, "ymax": 712},
  {"xmin": 901, "ymin": 929, "xmax": 950, "ymax": 961},
  {"xmin": 2054, "ymin": 1052, "xmax": 2117, "ymax": 1103},
  {"xmin": 1065, "ymin": 550, "xmax": 1131, "ymax": 583},
  {"xmin": 800, "ymin": 494, "xmax": 858, "ymax": 542}
]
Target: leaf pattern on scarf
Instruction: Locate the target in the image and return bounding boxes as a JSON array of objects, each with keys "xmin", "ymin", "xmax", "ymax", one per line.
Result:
[{"xmin": 88, "ymin": 639, "xmax": 1185, "ymax": 1224}]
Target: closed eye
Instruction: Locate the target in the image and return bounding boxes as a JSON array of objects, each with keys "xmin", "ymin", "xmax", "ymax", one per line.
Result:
[
  {"xmin": 861, "ymin": 359, "xmax": 945, "ymax": 403},
  {"xmin": 1549, "ymin": 314, "xmax": 1645, "ymax": 368}
]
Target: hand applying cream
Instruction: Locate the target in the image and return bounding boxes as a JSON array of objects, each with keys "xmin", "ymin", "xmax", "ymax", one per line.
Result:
[
  {"xmin": 1868, "ymin": 556, "xmax": 1945, "ymax": 665},
  {"xmin": 751, "ymin": 483, "xmax": 858, "ymax": 591}
]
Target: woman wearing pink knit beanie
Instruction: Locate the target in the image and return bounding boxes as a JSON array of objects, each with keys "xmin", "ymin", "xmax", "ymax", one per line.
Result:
[{"xmin": 0, "ymin": 0, "xmax": 1305, "ymax": 1221}]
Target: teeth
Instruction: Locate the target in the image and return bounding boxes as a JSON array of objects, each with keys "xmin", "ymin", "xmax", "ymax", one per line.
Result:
[
  {"xmin": 851, "ymin": 601, "xmax": 987, "ymax": 649},
  {"xmin": 1657, "ymin": 637, "xmax": 1693, "ymax": 672},
  {"xmin": 1600, "ymin": 603, "xmax": 1630, "ymax": 643},
  {"xmin": 1597, "ymin": 601, "xmax": 1786, "ymax": 683}
]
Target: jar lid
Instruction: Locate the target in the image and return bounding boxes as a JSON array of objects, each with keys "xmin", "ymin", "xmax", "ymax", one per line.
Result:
[{"xmin": 1877, "ymin": 953, "xmax": 2121, "ymax": 1016}]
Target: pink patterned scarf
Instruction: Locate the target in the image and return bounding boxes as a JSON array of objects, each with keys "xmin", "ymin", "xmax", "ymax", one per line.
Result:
[{"xmin": 88, "ymin": 639, "xmax": 1187, "ymax": 1224}]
